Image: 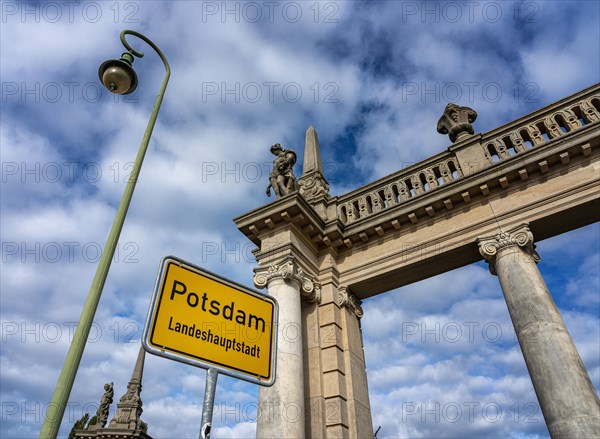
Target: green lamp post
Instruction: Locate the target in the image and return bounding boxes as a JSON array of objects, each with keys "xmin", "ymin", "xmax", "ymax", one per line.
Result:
[{"xmin": 39, "ymin": 30, "xmax": 170, "ymax": 439}]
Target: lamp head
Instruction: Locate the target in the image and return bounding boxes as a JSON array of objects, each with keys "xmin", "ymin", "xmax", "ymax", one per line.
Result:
[{"xmin": 98, "ymin": 52, "xmax": 138, "ymax": 94}]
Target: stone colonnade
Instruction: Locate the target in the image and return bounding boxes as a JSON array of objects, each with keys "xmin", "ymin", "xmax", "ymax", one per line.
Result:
[
  {"xmin": 237, "ymin": 86, "xmax": 600, "ymax": 438},
  {"xmin": 250, "ymin": 223, "xmax": 599, "ymax": 438}
]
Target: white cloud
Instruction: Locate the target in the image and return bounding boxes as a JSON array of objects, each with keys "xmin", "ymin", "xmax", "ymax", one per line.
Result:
[{"xmin": 1, "ymin": 2, "xmax": 598, "ymax": 438}]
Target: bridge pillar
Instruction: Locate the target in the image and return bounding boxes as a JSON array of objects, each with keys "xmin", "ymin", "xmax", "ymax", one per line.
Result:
[
  {"xmin": 478, "ymin": 224, "xmax": 600, "ymax": 438},
  {"xmin": 254, "ymin": 257, "xmax": 313, "ymax": 439}
]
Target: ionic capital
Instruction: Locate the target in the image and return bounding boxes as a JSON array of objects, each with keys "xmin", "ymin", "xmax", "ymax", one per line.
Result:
[
  {"xmin": 253, "ymin": 257, "xmax": 320, "ymax": 303},
  {"xmin": 477, "ymin": 224, "xmax": 540, "ymax": 275},
  {"xmin": 338, "ymin": 286, "xmax": 363, "ymax": 319}
]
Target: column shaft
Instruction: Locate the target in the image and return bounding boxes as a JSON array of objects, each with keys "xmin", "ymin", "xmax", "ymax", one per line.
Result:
[
  {"xmin": 480, "ymin": 225, "xmax": 600, "ymax": 438},
  {"xmin": 255, "ymin": 265, "xmax": 306, "ymax": 438}
]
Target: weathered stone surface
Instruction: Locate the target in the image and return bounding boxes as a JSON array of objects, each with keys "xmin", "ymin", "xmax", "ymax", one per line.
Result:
[
  {"xmin": 108, "ymin": 348, "xmax": 145, "ymax": 431},
  {"xmin": 323, "ymin": 370, "xmax": 347, "ymax": 400},
  {"xmin": 325, "ymin": 397, "xmax": 348, "ymax": 427},
  {"xmin": 266, "ymin": 143, "xmax": 299, "ymax": 198},
  {"xmin": 304, "ymin": 346, "xmax": 322, "ymax": 399},
  {"xmin": 319, "ymin": 302, "xmax": 342, "ymax": 327},
  {"xmin": 299, "ymin": 126, "xmax": 330, "ymax": 202},
  {"xmin": 321, "ymin": 346, "xmax": 345, "ymax": 374},
  {"xmin": 325, "ymin": 424, "xmax": 348, "ymax": 439},
  {"xmin": 89, "ymin": 383, "xmax": 113, "ymax": 430},
  {"xmin": 325, "ymin": 424, "xmax": 349, "ymax": 439},
  {"xmin": 306, "ymin": 396, "xmax": 326, "ymax": 439},
  {"xmin": 479, "ymin": 224, "xmax": 600, "ymax": 438},
  {"xmin": 437, "ymin": 103, "xmax": 477, "ymax": 142},
  {"xmin": 346, "ymin": 351, "xmax": 370, "ymax": 410},
  {"xmin": 320, "ymin": 323, "xmax": 344, "ymax": 350},
  {"xmin": 303, "ymin": 301, "xmax": 320, "ymax": 349},
  {"xmin": 349, "ymin": 400, "xmax": 374, "ymax": 439},
  {"xmin": 254, "ymin": 258, "xmax": 313, "ymax": 439}
]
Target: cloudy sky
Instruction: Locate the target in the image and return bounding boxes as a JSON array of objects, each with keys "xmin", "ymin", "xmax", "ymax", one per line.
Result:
[{"xmin": 1, "ymin": 1, "xmax": 599, "ymax": 438}]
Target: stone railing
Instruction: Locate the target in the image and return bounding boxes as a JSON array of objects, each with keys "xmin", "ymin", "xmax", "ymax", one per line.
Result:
[
  {"xmin": 337, "ymin": 85, "xmax": 600, "ymax": 226},
  {"xmin": 481, "ymin": 90, "xmax": 600, "ymax": 163},
  {"xmin": 337, "ymin": 154, "xmax": 463, "ymax": 225}
]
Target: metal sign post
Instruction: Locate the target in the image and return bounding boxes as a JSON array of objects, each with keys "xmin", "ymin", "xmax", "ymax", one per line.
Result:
[{"xmin": 200, "ymin": 368, "xmax": 218, "ymax": 439}]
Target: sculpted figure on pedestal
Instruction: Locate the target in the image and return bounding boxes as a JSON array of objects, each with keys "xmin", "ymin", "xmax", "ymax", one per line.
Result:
[
  {"xmin": 90, "ymin": 382, "xmax": 113, "ymax": 430},
  {"xmin": 266, "ymin": 143, "xmax": 299, "ymax": 198}
]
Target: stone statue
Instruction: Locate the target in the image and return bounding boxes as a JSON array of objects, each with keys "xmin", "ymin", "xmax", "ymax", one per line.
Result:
[
  {"xmin": 266, "ymin": 143, "xmax": 299, "ymax": 198},
  {"xmin": 90, "ymin": 382, "xmax": 113, "ymax": 430}
]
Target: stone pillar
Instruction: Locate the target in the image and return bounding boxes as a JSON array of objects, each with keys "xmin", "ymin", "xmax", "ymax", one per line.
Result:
[
  {"xmin": 303, "ymin": 276, "xmax": 374, "ymax": 438},
  {"xmin": 478, "ymin": 224, "xmax": 600, "ymax": 438},
  {"xmin": 336, "ymin": 286, "xmax": 373, "ymax": 439},
  {"xmin": 254, "ymin": 257, "xmax": 317, "ymax": 439}
]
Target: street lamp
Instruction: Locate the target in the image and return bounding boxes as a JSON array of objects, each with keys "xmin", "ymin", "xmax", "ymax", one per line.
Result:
[
  {"xmin": 98, "ymin": 52, "xmax": 138, "ymax": 94},
  {"xmin": 39, "ymin": 30, "xmax": 170, "ymax": 439}
]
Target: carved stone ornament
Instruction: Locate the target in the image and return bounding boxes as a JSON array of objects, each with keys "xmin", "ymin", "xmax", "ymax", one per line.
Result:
[
  {"xmin": 108, "ymin": 347, "xmax": 145, "ymax": 431},
  {"xmin": 108, "ymin": 382, "xmax": 143, "ymax": 430},
  {"xmin": 303, "ymin": 283, "xmax": 321, "ymax": 304},
  {"xmin": 254, "ymin": 258, "xmax": 321, "ymax": 303},
  {"xmin": 299, "ymin": 172, "xmax": 330, "ymax": 202},
  {"xmin": 338, "ymin": 286, "xmax": 364, "ymax": 319},
  {"xmin": 298, "ymin": 125, "xmax": 330, "ymax": 202},
  {"xmin": 437, "ymin": 103, "xmax": 477, "ymax": 143},
  {"xmin": 477, "ymin": 224, "xmax": 540, "ymax": 275}
]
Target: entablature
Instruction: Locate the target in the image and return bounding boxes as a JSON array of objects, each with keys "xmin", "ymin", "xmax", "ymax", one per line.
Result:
[{"xmin": 234, "ymin": 83, "xmax": 600, "ymax": 260}]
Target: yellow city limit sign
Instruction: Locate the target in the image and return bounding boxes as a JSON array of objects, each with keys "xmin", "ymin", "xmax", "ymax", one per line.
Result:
[{"xmin": 142, "ymin": 256, "xmax": 278, "ymax": 386}]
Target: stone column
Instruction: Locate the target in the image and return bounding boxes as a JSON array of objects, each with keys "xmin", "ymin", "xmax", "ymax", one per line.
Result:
[
  {"xmin": 254, "ymin": 257, "xmax": 317, "ymax": 439},
  {"xmin": 478, "ymin": 224, "xmax": 600, "ymax": 438}
]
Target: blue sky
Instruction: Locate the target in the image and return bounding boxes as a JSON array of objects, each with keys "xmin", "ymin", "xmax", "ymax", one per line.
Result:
[{"xmin": 1, "ymin": 1, "xmax": 599, "ymax": 438}]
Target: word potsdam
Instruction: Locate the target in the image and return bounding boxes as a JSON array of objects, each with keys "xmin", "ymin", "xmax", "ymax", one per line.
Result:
[{"xmin": 170, "ymin": 280, "xmax": 266, "ymax": 332}]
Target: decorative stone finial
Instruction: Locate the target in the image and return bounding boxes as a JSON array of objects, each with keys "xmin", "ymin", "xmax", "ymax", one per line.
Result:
[
  {"xmin": 437, "ymin": 103, "xmax": 477, "ymax": 143},
  {"xmin": 108, "ymin": 347, "xmax": 146, "ymax": 431},
  {"xmin": 266, "ymin": 143, "xmax": 299, "ymax": 198},
  {"xmin": 298, "ymin": 126, "xmax": 330, "ymax": 202}
]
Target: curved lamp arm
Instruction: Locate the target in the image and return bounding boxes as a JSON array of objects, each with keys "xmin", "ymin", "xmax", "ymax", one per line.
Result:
[
  {"xmin": 39, "ymin": 30, "xmax": 170, "ymax": 439},
  {"xmin": 118, "ymin": 30, "xmax": 170, "ymax": 181},
  {"xmin": 121, "ymin": 29, "xmax": 171, "ymax": 81}
]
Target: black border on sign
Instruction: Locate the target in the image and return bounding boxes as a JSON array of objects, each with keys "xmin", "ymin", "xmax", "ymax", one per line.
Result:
[{"xmin": 142, "ymin": 256, "xmax": 278, "ymax": 386}]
